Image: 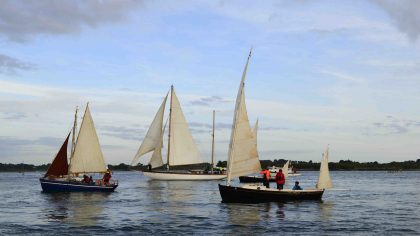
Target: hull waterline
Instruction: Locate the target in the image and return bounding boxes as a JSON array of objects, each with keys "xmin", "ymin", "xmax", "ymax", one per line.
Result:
[
  {"xmin": 40, "ymin": 178, "xmax": 118, "ymax": 192},
  {"xmin": 143, "ymin": 171, "xmax": 226, "ymax": 180},
  {"xmin": 218, "ymin": 184, "xmax": 324, "ymax": 203}
]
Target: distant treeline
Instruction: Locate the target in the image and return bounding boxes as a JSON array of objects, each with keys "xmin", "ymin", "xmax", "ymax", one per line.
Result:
[
  {"xmin": 216, "ymin": 159, "xmax": 420, "ymax": 171},
  {"xmin": 1, "ymin": 159, "xmax": 420, "ymax": 172}
]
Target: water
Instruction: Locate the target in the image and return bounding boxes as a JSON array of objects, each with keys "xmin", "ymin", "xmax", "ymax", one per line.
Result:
[{"xmin": 0, "ymin": 171, "xmax": 419, "ymax": 235}]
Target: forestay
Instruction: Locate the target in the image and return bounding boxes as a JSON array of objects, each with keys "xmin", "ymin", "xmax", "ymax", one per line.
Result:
[
  {"xmin": 226, "ymin": 50, "xmax": 261, "ymax": 184},
  {"xmin": 316, "ymin": 146, "xmax": 333, "ymax": 189},
  {"xmin": 131, "ymin": 94, "xmax": 168, "ymax": 167},
  {"xmin": 69, "ymin": 104, "xmax": 107, "ymax": 174},
  {"xmin": 168, "ymin": 89, "xmax": 202, "ymax": 166}
]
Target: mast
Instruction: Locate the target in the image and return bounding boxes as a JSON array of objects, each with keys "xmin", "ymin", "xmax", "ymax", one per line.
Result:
[
  {"xmin": 70, "ymin": 106, "xmax": 78, "ymax": 165},
  {"xmin": 211, "ymin": 110, "xmax": 215, "ymax": 173},
  {"xmin": 166, "ymin": 85, "xmax": 174, "ymax": 171}
]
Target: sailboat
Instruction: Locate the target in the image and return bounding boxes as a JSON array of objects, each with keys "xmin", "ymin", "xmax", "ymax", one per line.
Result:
[
  {"xmin": 131, "ymin": 86, "xmax": 226, "ymax": 180},
  {"xmin": 218, "ymin": 50, "xmax": 330, "ymax": 203},
  {"xmin": 39, "ymin": 104, "xmax": 118, "ymax": 192}
]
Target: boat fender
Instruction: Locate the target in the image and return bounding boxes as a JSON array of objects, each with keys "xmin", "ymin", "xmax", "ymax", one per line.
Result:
[{"xmin": 96, "ymin": 180, "xmax": 101, "ymax": 186}]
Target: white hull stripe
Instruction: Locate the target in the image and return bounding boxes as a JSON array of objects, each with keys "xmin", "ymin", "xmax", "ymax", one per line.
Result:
[{"xmin": 41, "ymin": 181, "xmax": 116, "ymax": 189}]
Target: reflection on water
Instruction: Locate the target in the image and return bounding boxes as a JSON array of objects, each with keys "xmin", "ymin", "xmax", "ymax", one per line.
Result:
[
  {"xmin": 0, "ymin": 171, "xmax": 419, "ymax": 234},
  {"xmin": 43, "ymin": 192, "xmax": 110, "ymax": 226}
]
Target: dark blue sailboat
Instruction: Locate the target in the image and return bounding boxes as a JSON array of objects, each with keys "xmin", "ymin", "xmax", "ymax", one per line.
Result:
[{"xmin": 40, "ymin": 104, "xmax": 118, "ymax": 192}]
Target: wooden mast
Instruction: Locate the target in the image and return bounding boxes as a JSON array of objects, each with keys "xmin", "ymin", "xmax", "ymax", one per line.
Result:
[
  {"xmin": 69, "ymin": 106, "xmax": 78, "ymax": 169},
  {"xmin": 211, "ymin": 110, "xmax": 215, "ymax": 173},
  {"xmin": 166, "ymin": 85, "xmax": 174, "ymax": 171}
]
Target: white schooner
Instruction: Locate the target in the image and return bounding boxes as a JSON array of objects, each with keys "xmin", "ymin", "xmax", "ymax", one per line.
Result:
[{"xmin": 131, "ymin": 86, "xmax": 226, "ymax": 180}]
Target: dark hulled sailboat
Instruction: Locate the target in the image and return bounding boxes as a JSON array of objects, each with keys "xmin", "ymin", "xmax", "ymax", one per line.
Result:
[{"xmin": 40, "ymin": 104, "xmax": 118, "ymax": 192}]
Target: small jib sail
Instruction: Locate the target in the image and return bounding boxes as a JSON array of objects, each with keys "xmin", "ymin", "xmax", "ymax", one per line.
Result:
[
  {"xmin": 168, "ymin": 87, "xmax": 203, "ymax": 166},
  {"xmin": 226, "ymin": 49, "xmax": 261, "ymax": 185},
  {"xmin": 282, "ymin": 160, "xmax": 290, "ymax": 179},
  {"xmin": 44, "ymin": 133, "xmax": 70, "ymax": 177},
  {"xmin": 131, "ymin": 94, "xmax": 168, "ymax": 168},
  {"xmin": 68, "ymin": 104, "xmax": 107, "ymax": 174},
  {"xmin": 316, "ymin": 146, "xmax": 333, "ymax": 189}
]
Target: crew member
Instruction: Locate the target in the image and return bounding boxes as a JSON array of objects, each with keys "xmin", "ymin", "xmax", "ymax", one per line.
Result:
[
  {"xmin": 260, "ymin": 168, "xmax": 271, "ymax": 188},
  {"xmin": 293, "ymin": 181, "xmax": 303, "ymax": 190},
  {"xmin": 275, "ymin": 169, "xmax": 285, "ymax": 190}
]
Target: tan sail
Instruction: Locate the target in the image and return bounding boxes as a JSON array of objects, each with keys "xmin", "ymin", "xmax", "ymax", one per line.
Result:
[
  {"xmin": 69, "ymin": 104, "xmax": 107, "ymax": 174},
  {"xmin": 316, "ymin": 146, "xmax": 333, "ymax": 189},
  {"xmin": 227, "ymin": 49, "xmax": 261, "ymax": 183},
  {"xmin": 131, "ymin": 94, "xmax": 168, "ymax": 166},
  {"xmin": 282, "ymin": 160, "xmax": 290, "ymax": 179},
  {"xmin": 168, "ymin": 88, "xmax": 202, "ymax": 166},
  {"xmin": 148, "ymin": 118, "xmax": 168, "ymax": 168},
  {"xmin": 252, "ymin": 119, "xmax": 259, "ymax": 159}
]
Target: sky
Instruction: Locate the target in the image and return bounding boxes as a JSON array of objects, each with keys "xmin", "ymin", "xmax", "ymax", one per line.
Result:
[{"xmin": 1, "ymin": 0, "xmax": 420, "ymax": 165}]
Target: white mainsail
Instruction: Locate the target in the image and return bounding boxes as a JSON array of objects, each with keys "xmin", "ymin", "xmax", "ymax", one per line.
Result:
[
  {"xmin": 69, "ymin": 104, "xmax": 107, "ymax": 174},
  {"xmin": 131, "ymin": 94, "xmax": 168, "ymax": 166},
  {"xmin": 316, "ymin": 146, "xmax": 333, "ymax": 189},
  {"xmin": 226, "ymin": 50, "xmax": 261, "ymax": 184},
  {"xmin": 282, "ymin": 160, "xmax": 290, "ymax": 179},
  {"xmin": 168, "ymin": 88, "xmax": 202, "ymax": 166}
]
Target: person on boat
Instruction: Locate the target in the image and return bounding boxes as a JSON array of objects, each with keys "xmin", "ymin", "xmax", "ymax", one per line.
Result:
[
  {"xmin": 275, "ymin": 169, "xmax": 285, "ymax": 190},
  {"xmin": 148, "ymin": 164, "xmax": 152, "ymax": 171},
  {"xmin": 102, "ymin": 170, "xmax": 112, "ymax": 186},
  {"xmin": 260, "ymin": 168, "xmax": 271, "ymax": 188},
  {"xmin": 293, "ymin": 181, "xmax": 303, "ymax": 190},
  {"xmin": 82, "ymin": 175, "xmax": 89, "ymax": 183},
  {"xmin": 88, "ymin": 176, "xmax": 93, "ymax": 184}
]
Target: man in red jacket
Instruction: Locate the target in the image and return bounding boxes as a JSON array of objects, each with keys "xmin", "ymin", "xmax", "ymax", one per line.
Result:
[{"xmin": 275, "ymin": 169, "xmax": 285, "ymax": 190}]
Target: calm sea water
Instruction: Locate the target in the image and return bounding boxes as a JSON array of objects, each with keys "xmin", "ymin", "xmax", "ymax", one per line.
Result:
[{"xmin": 0, "ymin": 171, "xmax": 419, "ymax": 235}]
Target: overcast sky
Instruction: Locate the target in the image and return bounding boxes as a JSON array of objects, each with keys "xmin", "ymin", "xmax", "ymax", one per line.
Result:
[{"xmin": 1, "ymin": 0, "xmax": 420, "ymax": 165}]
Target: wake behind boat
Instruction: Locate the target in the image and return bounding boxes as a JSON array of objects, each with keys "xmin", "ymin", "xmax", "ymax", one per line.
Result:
[
  {"xmin": 132, "ymin": 86, "xmax": 226, "ymax": 180},
  {"xmin": 218, "ymin": 50, "xmax": 331, "ymax": 203},
  {"xmin": 40, "ymin": 104, "xmax": 118, "ymax": 192}
]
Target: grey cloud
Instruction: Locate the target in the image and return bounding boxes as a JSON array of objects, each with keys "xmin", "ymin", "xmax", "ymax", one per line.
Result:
[
  {"xmin": 0, "ymin": 54, "xmax": 35, "ymax": 74},
  {"xmin": 189, "ymin": 121, "xmax": 232, "ymax": 129},
  {"xmin": 99, "ymin": 125, "xmax": 145, "ymax": 141},
  {"xmin": 0, "ymin": 136, "xmax": 63, "ymax": 160},
  {"xmin": 190, "ymin": 96, "xmax": 230, "ymax": 107},
  {"xmin": 371, "ymin": 116, "xmax": 420, "ymax": 135},
  {"xmin": 371, "ymin": 0, "xmax": 420, "ymax": 42},
  {"xmin": 0, "ymin": 0, "xmax": 141, "ymax": 42},
  {"xmin": 1, "ymin": 112, "xmax": 27, "ymax": 120}
]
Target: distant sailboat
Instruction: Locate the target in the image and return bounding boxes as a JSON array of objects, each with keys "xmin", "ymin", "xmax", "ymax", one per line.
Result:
[
  {"xmin": 218, "ymin": 50, "xmax": 328, "ymax": 203},
  {"xmin": 316, "ymin": 145, "xmax": 333, "ymax": 189},
  {"xmin": 131, "ymin": 86, "xmax": 226, "ymax": 180},
  {"xmin": 40, "ymin": 104, "xmax": 118, "ymax": 192}
]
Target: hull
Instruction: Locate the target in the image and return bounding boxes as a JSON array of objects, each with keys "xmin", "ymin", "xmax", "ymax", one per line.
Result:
[
  {"xmin": 218, "ymin": 184, "xmax": 324, "ymax": 203},
  {"xmin": 143, "ymin": 171, "xmax": 226, "ymax": 180},
  {"xmin": 40, "ymin": 178, "xmax": 118, "ymax": 192},
  {"xmin": 239, "ymin": 175, "xmax": 275, "ymax": 183}
]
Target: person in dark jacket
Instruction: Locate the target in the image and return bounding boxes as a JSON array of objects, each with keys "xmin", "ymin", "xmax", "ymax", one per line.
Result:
[
  {"xmin": 260, "ymin": 168, "xmax": 271, "ymax": 188},
  {"xmin": 275, "ymin": 169, "xmax": 285, "ymax": 190},
  {"xmin": 293, "ymin": 181, "xmax": 303, "ymax": 190}
]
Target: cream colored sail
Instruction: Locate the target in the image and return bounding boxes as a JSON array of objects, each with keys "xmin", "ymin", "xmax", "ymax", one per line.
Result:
[
  {"xmin": 227, "ymin": 50, "xmax": 261, "ymax": 184},
  {"xmin": 282, "ymin": 160, "xmax": 290, "ymax": 179},
  {"xmin": 69, "ymin": 104, "xmax": 107, "ymax": 174},
  {"xmin": 131, "ymin": 94, "xmax": 168, "ymax": 165},
  {"xmin": 252, "ymin": 119, "xmax": 260, "ymax": 160},
  {"xmin": 148, "ymin": 118, "xmax": 168, "ymax": 168},
  {"xmin": 168, "ymin": 89, "xmax": 202, "ymax": 166},
  {"xmin": 316, "ymin": 146, "xmax": 333, "ymax": 189}
]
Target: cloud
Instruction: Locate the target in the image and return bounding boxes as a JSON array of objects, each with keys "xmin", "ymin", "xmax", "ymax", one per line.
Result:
[
  {"xmin": 371, "ymin": 116, "xmax": 420, "ymax": 135},
  {"xmin": 190, "ymin": 96, "xmax": 230, "ymax": 107},
  {"xmin": 370, "ymin": 0, "xmax": 420, "ymax": 42},
  {"xmin": 0, "ymin": 54, "xmax": 35, "ymax": 74},
  {"xmin": 0, "ymin": 0, "xmax": 141, "ymax": 42},
  {"xmin": 99, "ymin": 125, "xmax": 145, "ymax": 141},
  {"xmin": 1, "ymin": 112, "xmax": 27, "ymax": 120}
]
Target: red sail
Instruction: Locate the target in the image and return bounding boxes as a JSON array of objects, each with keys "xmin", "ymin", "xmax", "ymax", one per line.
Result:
[{"xmin": 44, "ymin": 133, "xmax": 70, "ymax": 177}]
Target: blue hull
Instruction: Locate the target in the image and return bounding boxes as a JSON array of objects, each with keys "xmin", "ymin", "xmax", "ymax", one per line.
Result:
[{"xmin": 40, "ymin": 178, "xmax": 118, "ymax": 192}]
